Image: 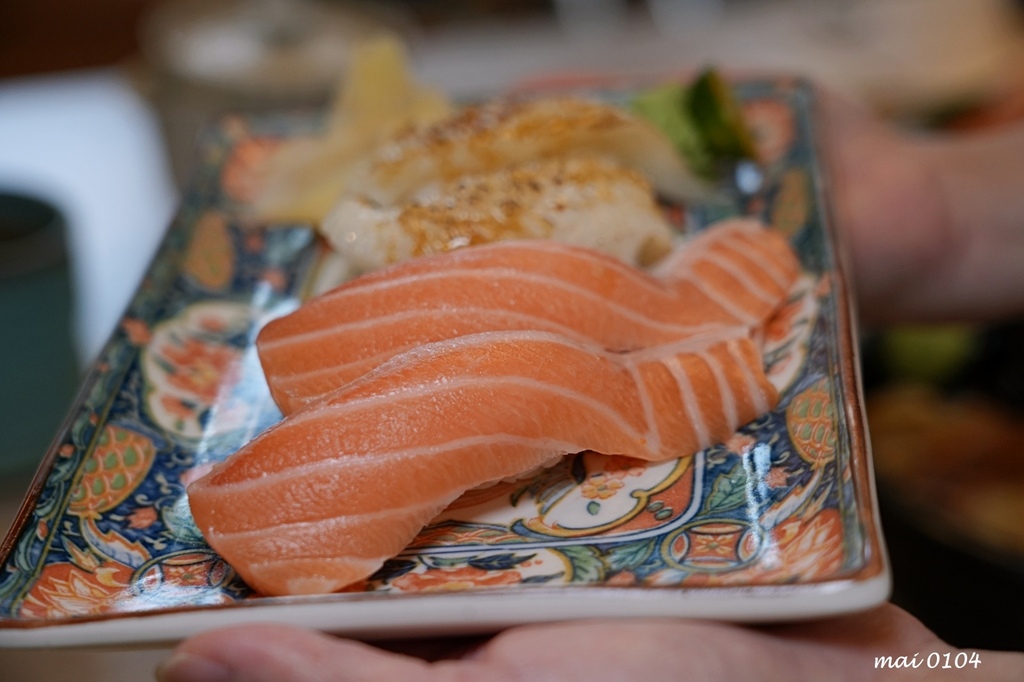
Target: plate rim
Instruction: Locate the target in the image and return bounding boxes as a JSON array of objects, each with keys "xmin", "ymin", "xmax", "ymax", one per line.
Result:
[
  {"xmin": 0, "ymin": 573, "xmax": 891, "ymax": 648},
  {"xmin": 0, "ymin": 75, "xmax": 891, "ymax": 646}
]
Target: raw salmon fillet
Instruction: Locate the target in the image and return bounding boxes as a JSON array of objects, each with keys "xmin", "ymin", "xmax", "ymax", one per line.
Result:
[
  {"xmin": 189, "ymin": 329, "xmax": 777, "ymax": 596},
  {"xmin": 258, "ymin": 218, "xmax": 799, "ymax": 414}
]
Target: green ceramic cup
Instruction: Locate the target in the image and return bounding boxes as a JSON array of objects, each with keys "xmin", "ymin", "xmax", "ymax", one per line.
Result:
[{"xmin": 0, "ymin": 192, "xmax": 79, "ymax": 477}]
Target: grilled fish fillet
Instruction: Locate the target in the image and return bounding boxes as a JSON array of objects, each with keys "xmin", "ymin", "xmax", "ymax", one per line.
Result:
[
  {"xmin": 345, "ymin": 96, "xmax": 708, "ymax": 206},
  {"xmin": 320, "ymin": 155, "xmax": 676, "ymax": 273}
]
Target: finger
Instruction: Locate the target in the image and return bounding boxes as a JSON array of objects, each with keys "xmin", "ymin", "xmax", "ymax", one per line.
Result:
[
  {"xmin": 155, "ymin": 619, "xmax": 755, "ymax": 682},
  {"xmin": 157, "ymin": 623, "xmax": 434, "ymax": 682},
  {"xmin": 765, "ymin": 603, "xmax": 945, "ymax": 652},
  {"xmin": 155, "ymin": 610, "xmax": 963, "ymax": 682},
  {"xmin": 461, "ymin": 615, "xmax": 936, "ymax": 682}
]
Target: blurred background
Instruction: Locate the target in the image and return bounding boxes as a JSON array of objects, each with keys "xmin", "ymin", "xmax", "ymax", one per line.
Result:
[{"xmin": 2, "ymin": 0, "xmax": 1024, "ymax": 677}]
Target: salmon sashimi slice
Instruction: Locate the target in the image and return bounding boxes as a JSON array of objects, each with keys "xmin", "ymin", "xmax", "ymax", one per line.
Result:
[
  {"xmin": 257, "ymin": 218, "xmax": 800, "ymax": 414},
  {"xmin": 189, "ymin": 329, "xmax": 777, "ymax": 596}
]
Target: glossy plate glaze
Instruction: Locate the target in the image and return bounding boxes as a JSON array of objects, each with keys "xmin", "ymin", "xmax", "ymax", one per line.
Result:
[{"xmin": 0, "ymin": 78, "xmax": 888, "ymax": 647}]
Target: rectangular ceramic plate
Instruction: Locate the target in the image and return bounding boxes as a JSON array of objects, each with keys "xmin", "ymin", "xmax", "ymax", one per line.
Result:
[{"xmin": 0, "ymin": 78, "xmax": 888, "ymax": 647}]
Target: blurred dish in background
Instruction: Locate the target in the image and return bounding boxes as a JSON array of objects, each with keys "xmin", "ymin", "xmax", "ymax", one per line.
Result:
[
  {"xmin": 142, "ymin": 0, "xmax": 400, "ymax": 99},
  {"xmin": 392, "ymin": 0, "xmax": 551, "ymax": 26},
  {"xmin": 922, "ymin": 79, "xmax": 1024, "ymax": 132},
  {"xmin": 139, "ymin": 0, "xmax": 413, "ymax": 186},
  {"xmin": 869, "ymin": 381, "xmax": 1024, "ymax": 557},
  {"xmin": 863, "ymin": 318, "xmax": 1024, "ymax": 651},
  {"xmin": 0, "ymin": 192, "xmax": 78, "ymax": 476}
]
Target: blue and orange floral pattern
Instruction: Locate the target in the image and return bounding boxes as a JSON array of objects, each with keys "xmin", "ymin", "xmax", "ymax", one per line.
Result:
[{"xmin": 0, "ymin": 80, "xmax": 883, "ymax": 628}]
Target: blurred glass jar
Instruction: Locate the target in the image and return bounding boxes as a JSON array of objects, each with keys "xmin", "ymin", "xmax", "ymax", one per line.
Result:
[
  {"xmin": 138, "ymin": 0, "xmax": 412, "ymax": 186},
  {"xmin": 0, "ymin": 192, "xmax": 79, "ymax": 476}
]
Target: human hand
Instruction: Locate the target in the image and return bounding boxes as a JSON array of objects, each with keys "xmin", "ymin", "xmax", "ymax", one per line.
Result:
[
  {"xmin": 820, "ymin": 90, "xmax": 1024, "ymax": 324},
  {"xmin": 156, "ymin": 602, "xmax": 1024, "ymax": 681},
  {"xmin": 154, "ymin": 84, "xmax": 1024, "ymax": 682},
  {"xmin": 819, "ymin": 90, "xmax": 948, "ymax": 325}
]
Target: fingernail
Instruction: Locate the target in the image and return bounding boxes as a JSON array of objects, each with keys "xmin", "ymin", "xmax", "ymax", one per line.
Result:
[{"xmin": 156, "ymin": 652, "xmax": 233, "ymax": 682}]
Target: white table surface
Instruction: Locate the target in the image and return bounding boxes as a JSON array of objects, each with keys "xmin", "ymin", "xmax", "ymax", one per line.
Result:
[{"xmin": 0, "ymin": 68, "xmax": 178, "ymax": 369}]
